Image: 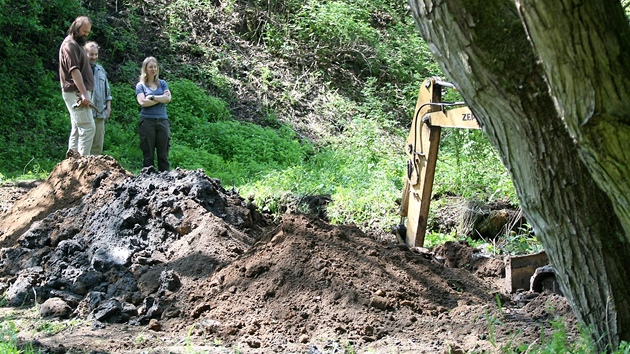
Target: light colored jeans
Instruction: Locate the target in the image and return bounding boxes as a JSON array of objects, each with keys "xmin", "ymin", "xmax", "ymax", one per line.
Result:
[
  {"xmin": 91, "ymin": 117, "xmax": 106, "ymax": 155},
  {"xmin": 62, "ymin": 91, "xmax": 95, "ymax": 156}
]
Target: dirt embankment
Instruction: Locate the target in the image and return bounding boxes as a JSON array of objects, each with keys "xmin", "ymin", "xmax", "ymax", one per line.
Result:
[{"xmin": 0, "ymin": 156, "xmax": 576, "ymax": 353}]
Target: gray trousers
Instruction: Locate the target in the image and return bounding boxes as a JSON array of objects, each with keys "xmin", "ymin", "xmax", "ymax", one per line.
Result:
[
  {"xmin": 138, "ymin": 118, "xmax": 170, "ymax": 171},
  {"xmin": 91, "ymin": 117, "xmax": 106, "ymax": 155}
]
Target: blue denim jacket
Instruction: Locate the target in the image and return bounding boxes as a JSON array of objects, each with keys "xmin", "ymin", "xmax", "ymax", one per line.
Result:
[{"xmin": 91, "ymin": 63, "xmax": 111, "ymax": 118}]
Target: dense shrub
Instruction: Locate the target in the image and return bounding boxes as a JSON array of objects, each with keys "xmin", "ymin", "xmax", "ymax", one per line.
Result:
[{"xmin": 103, "ymin": 79, "xmax": 312, "ymax": 181}]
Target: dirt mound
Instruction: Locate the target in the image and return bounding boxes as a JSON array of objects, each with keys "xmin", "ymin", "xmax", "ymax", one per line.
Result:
[
  {"xmin": 0, "ymin": 155, "xmax": 132, "ymax": 248},
  {"xmin": 0, "ymin": 156, "xmax": 578, "ymax": 353},
  {"xmin": 433, "ymin": 241, "xmax": 505, "ymax": 278},
  {"xmin": 185, "ymin": 214, "xmax": 501, "ymax": 352}
]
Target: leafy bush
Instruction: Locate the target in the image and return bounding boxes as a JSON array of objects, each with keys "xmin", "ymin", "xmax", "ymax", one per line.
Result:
[
  {"xmin": 104, "ymin": 79, "xmax": 312, "ymax": 180},
  {"xmin": 0, "ymin": 72, "xmax": 69, "ymax": 175},
  {"xmin": 0, "ymin": 0, "xmax": 85, "ymax": 176},
  {"xmin": 241, "ymin": 116, "xmax": 404, "ymax": 228},
  {"xmin": 434, "ymin": 129, "xmax": 517, "ymax": 204},
  {"xmin": 176, "ymin": 120, "xmax": 313, "ymax": 183},
  {"xmin": 168, "ymin": 79, "xmax": 231, "ymax": 130},
  {"xmin": 295, "ymin": 1, "xmax": 378, "ymax": 48}
]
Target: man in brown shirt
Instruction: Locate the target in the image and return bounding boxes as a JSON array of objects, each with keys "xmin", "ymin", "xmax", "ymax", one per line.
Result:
[{"xmin": 59, "ymin": 16, "xmax": 95, "ymax": 157}]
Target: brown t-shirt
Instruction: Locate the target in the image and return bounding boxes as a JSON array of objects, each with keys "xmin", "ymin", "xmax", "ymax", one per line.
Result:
[{"xmin": 58, "ymin": 35, "xmax": 94, "ymax": 92}]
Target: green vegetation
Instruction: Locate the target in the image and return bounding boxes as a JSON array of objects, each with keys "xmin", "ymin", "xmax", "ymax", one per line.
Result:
[
  {"xmin": 3, "ymin": 1, "xmax": 630, "ymax": 353},
  {"xmin": 101, "ymin": 79, "xmax": 312, "ymax": 178},
  {"xmin": 240, "ymin": 116, "xmax": 405, "ymax": 227},
  {"xmin": 435, "ymin": 129, "xmax": 517, "ymax": 203},
  {"xmin": 496, "ymin": 320, "xmax": 630, "ymax": 353},
  {"xmin": 0, "ymin": 0, "xmax": 516, "ymax": 234},
  {"xmin": 0, "ymin": 321, "xmax": 36, "ymax": 354},
  {"xmin": 472, "ymin": 298, "xmax": 630, "ymax": 354},
  {"xmin": 0, "ymin": 305, "xmax": 84, "ymax": 353}
]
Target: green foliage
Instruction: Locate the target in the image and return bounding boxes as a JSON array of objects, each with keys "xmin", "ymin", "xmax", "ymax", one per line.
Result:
[
  {"xmin": 499, "ymin": 319, "xmax": 593, "ymax": 353},
  {"xmin": 241, "ymin": 116, "xmax": 404, "ymax": 228},
  {"xmin": 423, "ymin": 230, "xmax": 459, "ymax": 249},
  {"xmin": 374, "ymin": 21, "xmax": 439, "ymax": 85},
  {"xmin": 0, "ymin": 320, "xmax": 37, "ymax": 354},
  {"xmin": 168, "ymin": 79, "xmax": 231, "ymax": 128},
  {"xmin": 104, "ymin": 79, "xmax": 310, "ymax": 179},
  {"xmin": 295, "ymin": 1, "xmax": 377, "ymax": 48},
  {"xmin": 183, "ymin": 62, "xmax": 234, "ymax": 101},
  {"xmin": 35, "ymin": 318, "xmax": 81, "ymax": 335},
  {"xmin": 497, "ymin": 223, "xmax": 543, "ymax": 255},
  {"xmin": 156, "ymin": 0, "xmax": 235, "ymax": 100},
  {"xmin": 0, "ymin": 71, "xmax": 69, "ymax": 176},
  {"xmin": 0, "ymin": 0, "xmax": 82, "ymax": 72},
  {"xmin": 179, "ymin": 120, "xmax": 312, "ymax": 183},
  {"xmin": 263, "ymin": 0, "xmax": 439, "ymax": 112},
  {"xmin": 165, "ymin": 0, "xmax": 215, "ymax": 43},
  {"xmin": 0, "ymin": 0, "xmax": 84, "ymax": 176},
  {"xmin": 434, "ymin": 129, "xmax": 517, "ymax": 204},
  {"xmin": 474, "ymin": 305, "xmax": 630, "ymax": 354},
  {"xmin": 1, "ymin": 312, "xmax": 82, "ymax": 353}
]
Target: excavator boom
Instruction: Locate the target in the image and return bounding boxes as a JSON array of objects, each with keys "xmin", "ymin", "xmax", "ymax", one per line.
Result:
[{"xmin": 398, "ymin": 77, "xmax": 480, "ymax": 247}]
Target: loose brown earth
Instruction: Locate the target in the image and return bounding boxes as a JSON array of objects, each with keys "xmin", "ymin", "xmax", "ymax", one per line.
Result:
[{"xmin": 0, "ymin": 156, "xmax": 578, "ymax": 353}]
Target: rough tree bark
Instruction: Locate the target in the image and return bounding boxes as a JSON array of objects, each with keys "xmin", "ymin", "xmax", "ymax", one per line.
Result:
[
  {"xmin": 516, "ymin": 0, "xmax": 630, "ymax": 237},
  {"xmin": 408, "ymin": 0, "xmax": 630, "ymax": 350}
]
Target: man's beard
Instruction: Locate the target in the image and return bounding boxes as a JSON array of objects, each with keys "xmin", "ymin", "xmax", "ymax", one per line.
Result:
[{"xmin": 75, "ymin": 35, "xmax": 87, "ymax": 46}]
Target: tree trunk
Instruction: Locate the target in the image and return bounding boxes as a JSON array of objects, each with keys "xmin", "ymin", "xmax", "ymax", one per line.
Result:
[
  {"xmin": 516, "ymin": 0, "xmax": 630, "ymax": 238},
  {"xmin": 408, "ymin": 0, "xmax": 630, "ymax": 350}
]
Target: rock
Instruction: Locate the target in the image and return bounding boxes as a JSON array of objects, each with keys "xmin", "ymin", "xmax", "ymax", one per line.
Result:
[
  {"xmin": 369, "ymin": 295, "xmax": 389, "ymax": 310},
  {"xmin": 199, "ymin": 319, "xmax": 222, "ymax": 334},
  {"xmin": 158, "ymin": 269, "xmax": 181, "ymax": 293},
  {"xmin": 89, "ymin": 298, "xmax": 124, "ymax": 323},
  {"xmin": 148, "ymin": 318, "xmax": 161, "ymax": 331},
  {"xmin": 39, "ymin": 297, "xmax": 72, "ymax": 319},
  {"xmin": 5, "ymin": 273, "xmax": 36, "ymax": 306},
  {"xmin": 246, "ymin": 338, "xmax": 261, "ymax": 348}
]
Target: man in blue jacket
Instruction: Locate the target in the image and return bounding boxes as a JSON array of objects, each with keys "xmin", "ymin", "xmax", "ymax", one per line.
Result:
[{"xmin": 85, "ymin": 41, "xmax": 112, "ymax": 155}]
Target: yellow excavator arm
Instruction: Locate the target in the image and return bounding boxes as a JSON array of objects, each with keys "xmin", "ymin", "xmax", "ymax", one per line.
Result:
[{"xmin": 397, "ymin": 77, "xmax": 480, "ymax": 247}]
